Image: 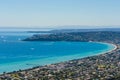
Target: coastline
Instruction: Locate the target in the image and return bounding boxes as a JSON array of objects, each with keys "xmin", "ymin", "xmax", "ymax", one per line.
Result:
[
  {"xmin": 0, "ymin": 42, "xmax": 117, "ymax": 74},
  {"xmin": 0, "ymin": 42, "xmax": 119, "ymax": 80},
  {"xmin": 96, "ymin": 42, "xmax": 117, "ymax": 53},
  {"xmin": 106, "ymin": 43, "xmax": 117, "ymax": 53},
  {"xmin": 82, "ymin": 42, "xmax": 118, "ymax": 56},
  {"xmin": 1, "ymin": 31, "xmax": 120, "ymax": 79}
]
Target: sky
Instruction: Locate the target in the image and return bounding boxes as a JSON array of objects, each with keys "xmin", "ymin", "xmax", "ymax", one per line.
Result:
[{"xmin": 0, "ymin": 0, "xmax": 120, "ymax": 28}]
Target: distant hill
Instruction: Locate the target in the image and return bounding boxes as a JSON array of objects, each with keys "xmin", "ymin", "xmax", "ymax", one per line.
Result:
[
  {"xmin": 23, "ymin": 31, "xmax": 120, "ymax": 44},
  {"xmin": 27, "ymin": 28, "xmax": 120, "ymax": 33}
]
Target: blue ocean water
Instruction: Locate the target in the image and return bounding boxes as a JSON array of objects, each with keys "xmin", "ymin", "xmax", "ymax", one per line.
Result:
[{"xmin": 0, "ymin": 31, "xmax": 115, "ymax": 73}]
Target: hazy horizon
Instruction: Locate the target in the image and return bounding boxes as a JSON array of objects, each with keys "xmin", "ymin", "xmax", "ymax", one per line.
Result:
[
  {"xmin": 0, "ymin": 0, "xmax": 120, "ymax": 28},
  {"xmin": 0, "ymin": 25, "xmax": 120, "ymax": 29}
]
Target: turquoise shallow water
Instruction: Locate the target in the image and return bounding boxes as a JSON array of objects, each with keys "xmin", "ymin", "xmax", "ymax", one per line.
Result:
[{"xmin": 0, "ymin": 31, "xmax": 115, "ymax": 73}]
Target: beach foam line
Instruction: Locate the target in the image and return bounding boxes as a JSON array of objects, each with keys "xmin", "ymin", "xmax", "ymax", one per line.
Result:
[
  {"xmin": 82, "ymin": 42, "xmax": 118, "ymax": 56},
  {"xmin": 105, "ymin": 43, "xmax": 117, "ymax": 53}
]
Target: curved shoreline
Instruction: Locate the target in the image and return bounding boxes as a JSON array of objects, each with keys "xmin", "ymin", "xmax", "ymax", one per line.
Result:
[
  {"xmin": 106, "ymin": 43, "xmax": 117, "ymax": 52},
  {"xmin": 0, "ymin": 42, "xmax": 117, "ymax": 74},
  {"xmin": 96, "ymin": 42, "xmax": 117, "ymax": 53}
]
